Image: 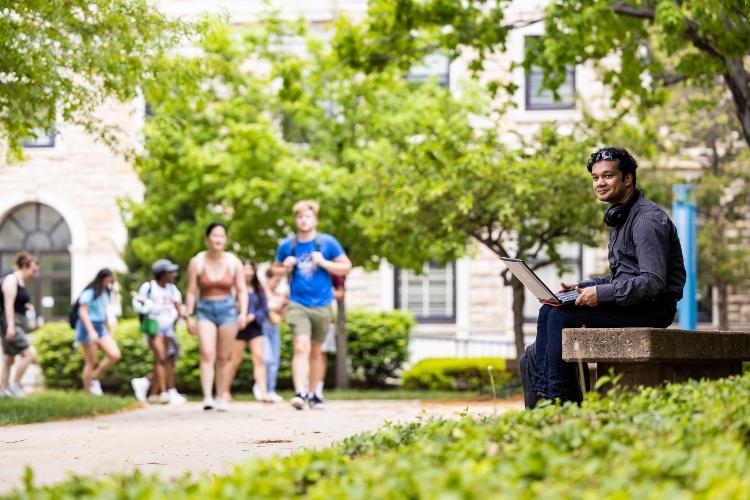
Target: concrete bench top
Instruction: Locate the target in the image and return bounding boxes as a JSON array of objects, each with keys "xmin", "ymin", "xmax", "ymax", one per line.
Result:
[{"xmin": 562, "ymin": 327, "xmax": 750, "ymax": 363}]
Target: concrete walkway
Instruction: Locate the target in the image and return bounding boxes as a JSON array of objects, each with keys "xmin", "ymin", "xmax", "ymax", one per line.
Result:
[{"xmin": 0, "ymin": 398, "xmax": 523, "ymax": 493}]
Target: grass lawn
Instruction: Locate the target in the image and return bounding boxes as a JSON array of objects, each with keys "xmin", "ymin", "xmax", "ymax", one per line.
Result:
[{"xmin": 0, "ymin": 391, "xmax": 138, "ymax": 426}]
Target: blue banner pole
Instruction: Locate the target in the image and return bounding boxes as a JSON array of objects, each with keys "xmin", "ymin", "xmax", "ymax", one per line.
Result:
[{"xmin": 673, "ymin": 184, "xmax": 697, "ymax": 330}]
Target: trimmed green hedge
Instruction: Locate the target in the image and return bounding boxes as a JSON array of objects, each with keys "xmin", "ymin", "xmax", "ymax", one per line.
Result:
[
  {"xmin": 11, "ymin": 372, "xmax": 750, "ymax": 497},
  {"xmin": 401, "ymin": 357, "xmax": 520, "ymax": 396},
  {"xmin": 33, "ymin": 308, "xmax": 413, "ymax": 393}
]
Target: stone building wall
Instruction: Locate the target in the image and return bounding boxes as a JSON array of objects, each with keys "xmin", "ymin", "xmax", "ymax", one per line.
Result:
[{"xmin": 0, "ymin": 100, "xmax": 143, "ymax": 296}]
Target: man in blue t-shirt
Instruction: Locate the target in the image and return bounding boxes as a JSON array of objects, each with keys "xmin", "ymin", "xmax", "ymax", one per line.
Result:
[{"xmin": 274, "ymin": 200, "xmax": 351, "ymax": 410}]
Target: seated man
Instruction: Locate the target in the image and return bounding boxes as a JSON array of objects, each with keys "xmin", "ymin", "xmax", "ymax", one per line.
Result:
[{"xmin": 525, "ymin": 147, "xmax": 686, "ymax": 406}]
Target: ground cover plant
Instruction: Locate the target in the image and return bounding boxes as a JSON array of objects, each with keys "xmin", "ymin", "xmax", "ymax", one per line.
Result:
[
  {"xmin": 0, "ymin": 391, "xmax": 136, "ymax": 426},
  {"xmin": 11, "ymin": 372, "xmax": 750, "ymax": 498}
]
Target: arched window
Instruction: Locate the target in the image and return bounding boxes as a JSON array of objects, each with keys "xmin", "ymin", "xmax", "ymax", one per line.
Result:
[{"xmin": 0, "ymin": 203, "xmax": 72, "ymax": 320}]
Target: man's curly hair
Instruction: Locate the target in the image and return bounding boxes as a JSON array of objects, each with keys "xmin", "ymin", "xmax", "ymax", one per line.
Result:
[{"xmin": 586, "ymin": 147, "xmax": 638, "ymax": 186}]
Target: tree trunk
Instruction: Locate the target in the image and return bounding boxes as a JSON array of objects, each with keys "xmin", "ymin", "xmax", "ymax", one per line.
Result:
[
  {"xmin": 717, "ymin": 284, "xmax": 729, "ymax": 331},
  {"xmin": 722, "ymin": 58, "xmax": 750, "ymax": 149},
  {"xmin": 511, "ymin": 276, "xmax": 526, "ymax": 359},
  {"xmin": 335, "ymin": 296, "xmax": 350, "ymax": 389}
]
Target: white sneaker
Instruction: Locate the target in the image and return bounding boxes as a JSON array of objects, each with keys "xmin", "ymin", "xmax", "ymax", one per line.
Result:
[
  {"xmin": 131, "ymin": 377, "xmax": 150, "ymax": 403},
  {"xmin": 267, "ymin": 392, "xmax": 284, "ymax": 403},
  {"xmin": 1, "ymin": 387, "xmax": 13, "ymax": 398},
  {"xmin": 214, "ymin": 397, "xmax": 228, "ymax": 412},
  {"xmin": 90, "ymin": 379, "xmax": 103, "ymax": 396},
  {"xmin": 252, "ymin": 383, "xmax": 262, "ymax": 401},
  {"xmin": 290, "ymin": 393, "xmax": 307, "ymax": 410},
  {"xmin": 8, "ymin": 383, "xmax": 26, "ymax": 398},
  {"xmin": 168, "ymin": 388, "xmax": 186, "ymax": 405},
  {"xmin": 202, "ymin": 397, "xmax": 215, "ymax": 410},
  {"xmin": 159, "ymin": 391, "xmax": 170, "ymax": 404}
]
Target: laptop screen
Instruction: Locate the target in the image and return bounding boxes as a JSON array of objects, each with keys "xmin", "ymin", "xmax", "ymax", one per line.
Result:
[{"xmin": 500, "ymin": 258, "xmax": 557, "ymax": 302}]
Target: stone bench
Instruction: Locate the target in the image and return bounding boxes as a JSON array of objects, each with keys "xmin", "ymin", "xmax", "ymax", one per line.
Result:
[{"xmin": 561, "ymin": 327, "xmax": 750, "ymax": 388}]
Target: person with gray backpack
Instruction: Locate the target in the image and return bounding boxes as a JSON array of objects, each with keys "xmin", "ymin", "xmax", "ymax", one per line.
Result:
[{"xmin": 273, "ymin": 200, "xmax": 351, "ymax": 410}]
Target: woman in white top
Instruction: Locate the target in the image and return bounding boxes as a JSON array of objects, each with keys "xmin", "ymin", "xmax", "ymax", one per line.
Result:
[
  {"xmin": 131, "ymin": 259, "xmax": 187, "ymax": 405},
  {"xmin": 185, "ymin": 222, "xmax": 247, "ymax": 411}
]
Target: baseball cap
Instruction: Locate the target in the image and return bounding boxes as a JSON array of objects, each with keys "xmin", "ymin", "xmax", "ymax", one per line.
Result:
[{"xmin": 152, "ymin": 259, "xmax": 179, "ymax": 274}]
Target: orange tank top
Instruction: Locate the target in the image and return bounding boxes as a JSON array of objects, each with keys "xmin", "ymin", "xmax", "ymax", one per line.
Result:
[{"xmin": 198, "ymin": 264, "xmax": 234, "ymax": 298}]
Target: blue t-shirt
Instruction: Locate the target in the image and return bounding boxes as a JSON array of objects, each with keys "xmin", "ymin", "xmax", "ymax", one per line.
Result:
[
  {"xmin": 275, "ymin": 233, "xmax": 344, "ymax": 307},
  {"xmin": 79, "ymin": 288, "xmax": 110, "ymax": 322}
]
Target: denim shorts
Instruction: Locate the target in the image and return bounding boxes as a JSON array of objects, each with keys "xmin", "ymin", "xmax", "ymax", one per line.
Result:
[
  {"xmin": 76, "ymin": 320, "xmax": 108, "ymax": 344},
  {"xmin": 196, "ymin": 296, "xmax": 237, "ymax": 327}
]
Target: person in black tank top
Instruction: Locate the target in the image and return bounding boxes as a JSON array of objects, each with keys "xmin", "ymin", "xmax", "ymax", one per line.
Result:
[{"xmin": 1, "ymin": 251, "xmax": 39, "ymax": 398}]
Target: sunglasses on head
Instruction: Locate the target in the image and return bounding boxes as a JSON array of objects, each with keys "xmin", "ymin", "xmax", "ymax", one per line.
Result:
[{"xmin": 592, "ymin": 149, "xmax": 616, "ymax": 162}]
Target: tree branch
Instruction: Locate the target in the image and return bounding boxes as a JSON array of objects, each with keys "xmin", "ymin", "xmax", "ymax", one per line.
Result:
[
  {"xmin": 609, "ymin": 2, "xmax": 655, "ymax": 20},
  {"xmin": 654, "ymin": 72, "xmax": 688, "ymax": 86}
]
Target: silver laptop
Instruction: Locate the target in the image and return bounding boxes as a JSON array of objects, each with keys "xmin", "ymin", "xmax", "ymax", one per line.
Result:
[{"xmin": 500, "ymin": 257, "xmax": 580, "ymax": 305}]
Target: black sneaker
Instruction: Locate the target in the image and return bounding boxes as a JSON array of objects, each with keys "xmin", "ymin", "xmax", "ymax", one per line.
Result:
[
  {"xmin": 290, "ymin": 393, "xmax": 307, "ymax": 410},
  {"xmin": 308, "ymin": 394, "xmax": 325, "ymax": 410}
]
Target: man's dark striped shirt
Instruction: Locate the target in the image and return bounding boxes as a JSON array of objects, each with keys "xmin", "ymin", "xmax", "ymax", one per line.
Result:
[{"xmin": 579, "ymin": 192, "xmax": 686, "ymax": 306}]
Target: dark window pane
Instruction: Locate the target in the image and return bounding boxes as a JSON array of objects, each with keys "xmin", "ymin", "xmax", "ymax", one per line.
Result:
[
  {"xmin": 25, "ymin": 231, "xmax": 53, "ymax": 251},
  {"xmin": 23, "ymin": 130, "xmax": 55, "ymax": 148},
  {"xmin": 524, "ymin": 36, "xmax": 575, "ymax": 110},
  {"xmin": 0, "ymin": 223, "xmax": 25, "ymax": 249}
]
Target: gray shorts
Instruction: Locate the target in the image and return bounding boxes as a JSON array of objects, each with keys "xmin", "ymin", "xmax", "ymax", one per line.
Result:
[{"xmin": 1, "ymin": 318, "xmax": 31, "ymax": 356}]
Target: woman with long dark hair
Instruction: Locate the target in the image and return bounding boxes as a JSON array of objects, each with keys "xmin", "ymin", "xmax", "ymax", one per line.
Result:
[
  {"xmin": 226, "ymin": 260, "xmax": 270, "ymax": 402},
  {"xmin": 76, "ymin": 268, "xmax": 121, "ymax": 395},
  {"xmin": 185, "ymin": 222, "xmax": 247, "ymax": 411}
]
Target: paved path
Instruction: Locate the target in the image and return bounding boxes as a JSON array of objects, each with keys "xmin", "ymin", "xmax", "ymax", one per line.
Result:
[{"xmin": 0, "ymin": 398, "xmax": 523, "ymax": 493}]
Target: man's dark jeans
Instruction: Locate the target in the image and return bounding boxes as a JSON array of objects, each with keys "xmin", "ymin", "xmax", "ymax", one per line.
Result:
[{"xmin": 533, "ymin": 300, "xmax": 676, "ymax": 402}]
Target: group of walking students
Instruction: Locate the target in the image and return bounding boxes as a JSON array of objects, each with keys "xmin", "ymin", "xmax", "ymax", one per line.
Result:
[{"xmin": 0, "ymin": 200, "xmax": 352, "ymax": 411}]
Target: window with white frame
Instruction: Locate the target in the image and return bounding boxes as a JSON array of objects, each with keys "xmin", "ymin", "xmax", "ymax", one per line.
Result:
[
  {"xmin": 22, "ymin": 129, "xmax": 56, "ymax": 148},
  {"xmin": 407, "ymin": 53, "xmax": 450, "ymax": 88},
  {"xmin": 395, "ymin": 262, "xmax": 455, "ymax": 323},
  {"xmin": 524, "ymin": 36, "xmax": 575, "ymax": 110}
]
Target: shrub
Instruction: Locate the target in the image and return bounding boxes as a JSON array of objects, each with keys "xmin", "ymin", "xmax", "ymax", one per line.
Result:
[
  {"xmin": 10, "ymin": 372, "xmax": 750, "ymax": 498},
  {"xmin": 346, "ymin": 309, "xmax": 414, "ymax": 387},
  {"xmin": 34, "ymin": 308, "xmax": 412, "ymax": 393},
  {"xmin": 401, "ymin": 357, "xmax": 520, "ymax": 396}
]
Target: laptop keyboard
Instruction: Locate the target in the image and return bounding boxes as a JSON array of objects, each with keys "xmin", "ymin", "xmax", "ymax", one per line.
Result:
[{"xmin": 555, "ymin": 290, "xmax": 580, "ymax": 303}]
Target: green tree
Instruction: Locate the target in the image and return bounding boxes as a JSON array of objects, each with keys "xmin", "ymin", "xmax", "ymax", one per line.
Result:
[
  {"xmin": 335, "ymin": 1, "xmax": 750, "ymax": 149},
  {"xmin": 0, "ymin": 0, "xmax": 183, "ymax": 161},
  {"xmin": 351, "ymin": 88, "xmax": 602, "ymax": 356},
  {"xmin": 526, "ymin": 1, "xmax": 750, "ymax": 149}
]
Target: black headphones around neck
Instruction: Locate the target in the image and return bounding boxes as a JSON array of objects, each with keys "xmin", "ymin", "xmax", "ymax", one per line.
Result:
[{"xmin": 603, "ymin": 188, "xmax": 640, "ymax": 227}]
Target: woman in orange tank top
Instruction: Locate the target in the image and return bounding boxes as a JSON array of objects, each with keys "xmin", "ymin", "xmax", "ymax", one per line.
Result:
[{"xmin": 185, "ymin": 222, "xmax": 248, "ymax": 411}]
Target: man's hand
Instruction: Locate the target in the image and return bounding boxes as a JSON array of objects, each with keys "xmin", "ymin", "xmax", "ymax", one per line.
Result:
[
  {"xmin": 575, "ymin": 286, "xmax": 598, "ymax": 307},
  {"xmin": 559, "ymin": 281, "xmax": 578, "ymax": 292},
  {"xmin": 283, "ymin": 256, "xmax": 298, "ymax": 270},
  {"xmin": 311, "ymin": 251, "xmax": 325, "ymax": 265},
  {"xmin": 4, "ymin": 326, "xmax": 15, "ymax": 341},
  {"xmin": 237, "ymin": 314, "xmax": 247, "ymax": 330},
  {"xmin": 246, "ymin": 313, "xmax": 255, "ymax": 323}
]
